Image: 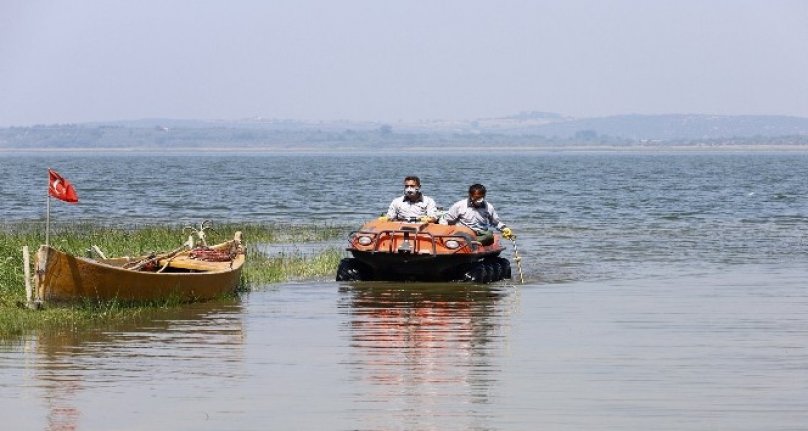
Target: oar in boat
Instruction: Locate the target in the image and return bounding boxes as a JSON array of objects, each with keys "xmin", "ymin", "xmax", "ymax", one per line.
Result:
[{"xmin": 125, "ymin": 244, "xmax": 188, "ymax": 271}]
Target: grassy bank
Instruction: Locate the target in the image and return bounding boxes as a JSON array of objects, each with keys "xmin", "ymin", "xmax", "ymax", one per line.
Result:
[{"xmin": 0, "ymin": 222, "xmax": 348, "ymax": 336}]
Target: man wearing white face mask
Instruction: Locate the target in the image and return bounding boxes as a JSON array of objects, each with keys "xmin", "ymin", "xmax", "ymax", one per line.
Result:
[
  {"xmin": 444, "ymin": 183, "xmax": 514, "ymax": 246},
  {"xmin": 380, "ymin": 176, "xmax": 438, "ymax": 223}
]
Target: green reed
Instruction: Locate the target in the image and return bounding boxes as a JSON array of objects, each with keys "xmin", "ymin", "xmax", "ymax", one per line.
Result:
[
  {"xmin": 0, "ymin": 222, "xmax": 348, "ymax": 336},
  {"xmin": 243, "ymin": 245, "xmax": 345, "ymax": 286}
]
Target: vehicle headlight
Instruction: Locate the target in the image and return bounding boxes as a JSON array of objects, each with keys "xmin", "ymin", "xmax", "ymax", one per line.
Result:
[
  {"xmin": 444, "ymin": 239, "xmax": 460, "ymax": 249},
  {"xmin": 357, "ymin": 236, "xmax": 373, "ymax": 246}
]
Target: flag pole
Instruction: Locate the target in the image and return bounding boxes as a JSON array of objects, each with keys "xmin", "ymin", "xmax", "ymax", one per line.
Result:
[{"xmin": 45, "ymin": 168, "xmax": 50, "ymax": 247}]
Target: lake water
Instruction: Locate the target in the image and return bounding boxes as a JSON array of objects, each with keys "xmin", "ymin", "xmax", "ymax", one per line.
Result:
[{"xmin": 1, "ymin": 151, "xmax": 807, "ymax": 430}]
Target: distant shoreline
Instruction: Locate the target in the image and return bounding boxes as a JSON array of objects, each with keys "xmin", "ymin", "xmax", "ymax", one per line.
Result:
[{"xmin": 2, "ymin": 144, "xmax": 808, "ymax": 154}]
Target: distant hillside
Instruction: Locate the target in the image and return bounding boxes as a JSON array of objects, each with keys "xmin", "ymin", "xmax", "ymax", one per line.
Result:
[
  {"xmin": 483, "ymin": 113, "xmax": 808, "ymax": 140},
  {"xmin": 2, "ymin": 113, "xmax": 808, "ymax": 150}
]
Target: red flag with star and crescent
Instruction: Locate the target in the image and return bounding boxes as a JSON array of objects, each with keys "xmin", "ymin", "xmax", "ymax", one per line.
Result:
[{"xmin": 48, "ymin": 168, "xmax": 79, "ymax": 204}]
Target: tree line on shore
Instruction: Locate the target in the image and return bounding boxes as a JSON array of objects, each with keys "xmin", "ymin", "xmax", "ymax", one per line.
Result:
[{"xmin": 2, "ymin": 124, "xmax": 807, "ymax": 150}]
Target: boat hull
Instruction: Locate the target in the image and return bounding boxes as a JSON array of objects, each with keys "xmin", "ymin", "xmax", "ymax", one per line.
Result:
[{"xmin": 34, "ymin": 238, "xmax": 245, "ymax": 303}]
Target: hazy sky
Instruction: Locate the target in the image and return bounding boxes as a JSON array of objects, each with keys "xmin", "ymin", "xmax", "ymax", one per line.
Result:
[{"xmin": 1, "ymin": 0, "xmax": 807, "ymax": 126}]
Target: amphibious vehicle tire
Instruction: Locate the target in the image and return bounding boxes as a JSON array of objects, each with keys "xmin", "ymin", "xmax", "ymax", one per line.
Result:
[
  {"xmin": 498, "ymin": 257, "xmax": 512, "ymax": 279},
  {"xmin": 463, "ymin": 262, "xmax": 487, "ymax": 283},
  {"xmin": 485, "ymin": 259, "xmax": 502, "ymax": 282},
  {"xmin": 336, "ymin": 258, "xmax": 370, "ymax": 281},
  {"xmin": 458, "ymin": 258, "xmax": 512, "ymax": 283}
]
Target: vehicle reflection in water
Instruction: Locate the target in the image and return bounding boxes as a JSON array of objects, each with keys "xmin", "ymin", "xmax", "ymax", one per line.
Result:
[
  {"xmin": 27, "ymin": 300, "xmax": 245, "ymax": 431},
  {"xmin": 339, "ymin": 282, "xmax": 516, "ymax": 429}
]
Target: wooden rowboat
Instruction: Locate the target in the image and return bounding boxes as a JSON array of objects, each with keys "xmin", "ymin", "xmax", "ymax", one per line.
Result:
[{"xmin": 33, "ymin": 232, "xmax": 245, "ymax": 304}]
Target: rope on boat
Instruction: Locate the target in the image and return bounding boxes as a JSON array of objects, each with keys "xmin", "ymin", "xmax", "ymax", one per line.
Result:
[
  {"xmin": 121, "ymin": 223, "xmax": 242, "ymax": 271},
  {"xmin": 189, "ymin": 248, "xmax": 233, "ymax": 262}
]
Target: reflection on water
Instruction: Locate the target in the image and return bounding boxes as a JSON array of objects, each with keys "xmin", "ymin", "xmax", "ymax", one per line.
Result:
[
  {"xmin": 1, "ymin": 268, "xmax": 807, "ymax": 430},
  {"xmin": 339, "ymin": 282, "xmax": 515, "ymax": 430},
  {"xmin": 2, "ymin": 151, "xmax": 808, "ymax": 428},
  {"xmin": 10, "ymin": 301, "xmax": 245, "ymax": 431}
]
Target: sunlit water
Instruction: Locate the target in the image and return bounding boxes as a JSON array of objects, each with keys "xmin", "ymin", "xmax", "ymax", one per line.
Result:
[{"xmin": 1, "ymin": 151, "xmax": 807, "ymax": 429}]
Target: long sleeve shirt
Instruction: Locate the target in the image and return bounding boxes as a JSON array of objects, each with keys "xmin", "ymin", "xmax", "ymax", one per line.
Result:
[
  {"xmin": 386, "ymin": 194, "xmax": 438, "ymax": 220},
  {"xmin": 443, "ymin": 199, "xmax": 506, "ymax": 233}
]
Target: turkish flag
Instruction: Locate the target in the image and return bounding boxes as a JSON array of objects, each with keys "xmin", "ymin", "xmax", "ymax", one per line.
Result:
[{"xmin": 48, "ymin": 169, "xmax": 79, "ymax": 204}]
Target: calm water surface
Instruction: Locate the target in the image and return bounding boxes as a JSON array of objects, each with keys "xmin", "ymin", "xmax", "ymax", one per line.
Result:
[{"xmin": 1, "ymin": 151, "xmax": 807, "ymax": 430}]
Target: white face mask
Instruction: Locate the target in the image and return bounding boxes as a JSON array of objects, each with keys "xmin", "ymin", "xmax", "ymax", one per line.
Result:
[
  {"xmin": 405, "ymin": 186, "xmax": 419, "ymax": 197},
  {"xmin": 472, "ymin": 197, "xmax": 485, "ymax": 207}
]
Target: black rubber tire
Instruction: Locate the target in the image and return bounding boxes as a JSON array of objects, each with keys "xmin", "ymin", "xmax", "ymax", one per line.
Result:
[
  {"xmin": 498, "ymin": 257, "xmax": 512, "ymax": 279},
  {"xmin": 486, "ymin": 259, "xmax": 502, "ymax": 282},
  {"xmin": 474, "ymin": 264, "xmax": 488, "ymax": 283},
  {"xmin": 463, "ymin": 262, "xmax": 487, "ymax": 283},
  {"xmin": 336, "ymin": 258, "xmax": 368, "ymax": 281}
]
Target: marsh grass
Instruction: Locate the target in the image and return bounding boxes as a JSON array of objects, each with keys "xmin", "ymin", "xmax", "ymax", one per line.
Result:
[
  {"xmin": 0, "ymin": 221, "xmax": 348, "ymax": 336},
  {"xmin": 243, "ymin": 245, "xmax": 345, "ymax": 285}
]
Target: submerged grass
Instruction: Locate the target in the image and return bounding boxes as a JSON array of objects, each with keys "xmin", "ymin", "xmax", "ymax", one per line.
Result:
[
  {"xmin": 243, "ymin": 244, "xmax": 344, "ymax": 286},
  {"xmin": 0, "ymin": 222, "xmax": 348, "ymax": 336}
]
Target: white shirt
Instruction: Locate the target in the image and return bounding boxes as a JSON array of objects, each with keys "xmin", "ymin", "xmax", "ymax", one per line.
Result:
[
  {"xmin": 386, "ymin": 194, "xmax": 438, "ymax": 220},
  {"xmin": 443, "ymin": 199, "xmax": 505, "ymax": 233}
]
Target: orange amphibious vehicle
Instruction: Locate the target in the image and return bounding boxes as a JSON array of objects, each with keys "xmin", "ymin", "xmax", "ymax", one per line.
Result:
[{"xmin": 337, "ymin": 218, "xmax": 511, "ymax": 283}]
